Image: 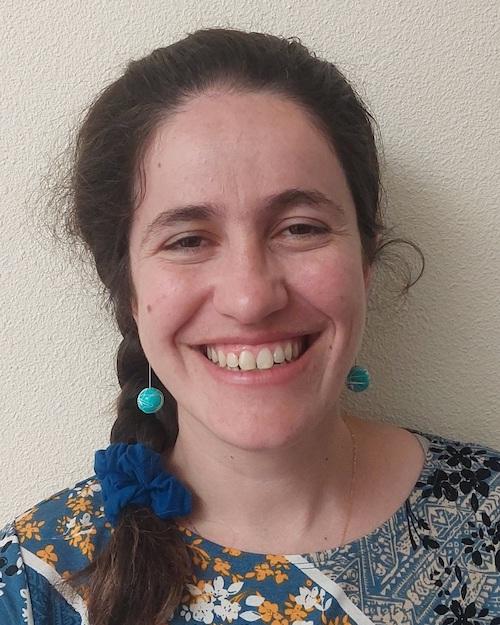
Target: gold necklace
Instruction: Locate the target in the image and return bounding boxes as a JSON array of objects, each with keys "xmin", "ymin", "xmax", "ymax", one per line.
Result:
[
  {"xmin": 184, "ymin": 415, "xmax": 357, "ymax": 550},
  {"xmin": 339, "ymin": 414, "xmax": 357, "ymax": 548}
]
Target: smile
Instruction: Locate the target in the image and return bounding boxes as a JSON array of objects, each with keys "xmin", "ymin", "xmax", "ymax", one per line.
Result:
[{"xmin": 199, "ymin": 334, "xmax": 319, "ymax": 372}]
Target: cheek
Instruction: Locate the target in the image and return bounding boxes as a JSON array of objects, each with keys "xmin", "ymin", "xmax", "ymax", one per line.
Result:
[
  {"xmin": 134, "ymin": 265, "xmax": 205, "ymax": 344},
  {"xmin": 292, "ymin": 253, "xmax": 366, "ymax": 318}
]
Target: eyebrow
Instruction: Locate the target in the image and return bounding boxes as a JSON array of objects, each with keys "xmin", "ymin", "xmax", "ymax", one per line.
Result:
[{"xmin": 140, "ymin": 187, "xmax": 345, "ymax": 248}]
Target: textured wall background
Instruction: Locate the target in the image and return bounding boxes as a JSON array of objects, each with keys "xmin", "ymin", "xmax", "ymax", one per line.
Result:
[{"xmin": 1, "ymin": 0, "xmax": 498, "ymax": 525}]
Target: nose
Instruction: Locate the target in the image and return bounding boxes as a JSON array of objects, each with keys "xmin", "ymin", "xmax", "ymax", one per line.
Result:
[{"xmin": 212, "ymin": 242, "xmax": 288, "ymax": 324}]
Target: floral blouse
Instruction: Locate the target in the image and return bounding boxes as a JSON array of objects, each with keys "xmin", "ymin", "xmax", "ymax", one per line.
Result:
[{"xmin": 1, "ymin": 428, "xmax": 499, "ymax": 625}]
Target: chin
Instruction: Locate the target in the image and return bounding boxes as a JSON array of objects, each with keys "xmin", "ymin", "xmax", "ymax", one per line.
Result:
[{"xmin": 202, "ymin": 408, "xmax": 315, "ymax": 452}]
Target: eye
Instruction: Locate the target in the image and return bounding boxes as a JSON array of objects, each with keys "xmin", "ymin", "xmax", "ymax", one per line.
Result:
[
  {"xmin": 283, "ymin": 223, "xmax": 330, "ymax": 237},
  {"xmin": 164, "ymin": 235, "xmax": 207, "ymax": 252}
]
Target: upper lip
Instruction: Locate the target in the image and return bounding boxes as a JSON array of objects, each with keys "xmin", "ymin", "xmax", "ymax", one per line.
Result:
[{"xmin": 192, "ymin": 331, "xmax": 320, "ymax": 346}]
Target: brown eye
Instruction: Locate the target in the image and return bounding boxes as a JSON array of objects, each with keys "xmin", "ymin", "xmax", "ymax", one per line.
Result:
[
  {"xmin": 176, "ymin": 236, "xmax": 203, "ymax": 248},
  {"xmin": 165, "ymin": 235, "xmax": 205, "ymax": 251},
  {"xmin": 285, "ymin": 224, "xmax": 329, "ymax": 237}
]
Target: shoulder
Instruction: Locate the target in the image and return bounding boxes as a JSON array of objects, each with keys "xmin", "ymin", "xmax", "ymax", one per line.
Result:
[
  {"xmin": 10, "ymin": 475, "xmax": 111, "ymax": 575},
  {"xmin": 0, "ymin": 475, "xmax": 110, "ymax": 624},
  {"xmin": 410, "ymin": 427, "xmax": 500, "ymax": 510},
  {"xmin": 408, "ymin": 428, "xmax": 500, "ymax": 560}
]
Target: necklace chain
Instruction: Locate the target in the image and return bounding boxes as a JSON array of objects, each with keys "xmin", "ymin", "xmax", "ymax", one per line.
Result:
[
  {"xmin": 185, "ymin": 415, "xmax": 357, "ymax": 550},
  {"xmin": 339, "ymin": 414, "xmax": 357, "ymax": 548}
]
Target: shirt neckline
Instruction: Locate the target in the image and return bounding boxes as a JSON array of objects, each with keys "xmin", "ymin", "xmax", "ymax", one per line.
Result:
[{"xmin": 176, "ymin": 428, "xmax": 434, "ymax": 559}]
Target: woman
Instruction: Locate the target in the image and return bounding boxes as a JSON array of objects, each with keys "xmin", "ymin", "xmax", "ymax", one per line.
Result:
[{"xmin": 1, "ymin": 27, "xmax": 499, "ymax": 625}]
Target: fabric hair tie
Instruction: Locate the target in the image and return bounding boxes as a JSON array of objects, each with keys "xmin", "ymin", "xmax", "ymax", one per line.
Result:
[{"xmin": 94, "ymin": 442, "xmax": 192, "ymax": 526}]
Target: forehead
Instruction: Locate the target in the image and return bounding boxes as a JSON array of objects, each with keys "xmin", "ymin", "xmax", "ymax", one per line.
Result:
[{"xmin": 137, "ymin": 89, "xmax": 353, "ymax": 222}]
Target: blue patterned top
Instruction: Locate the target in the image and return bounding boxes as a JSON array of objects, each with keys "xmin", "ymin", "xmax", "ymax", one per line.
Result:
[{"xmin": 1, "ymin": 428, "xmax": 500, "ymax": 625}]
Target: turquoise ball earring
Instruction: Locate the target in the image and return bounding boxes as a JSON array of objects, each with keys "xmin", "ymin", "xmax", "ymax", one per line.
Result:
[
  {"xmin": 346, "ymin": 363, "xmax": 370, "ymax": 392},
  {"xmin": 137, "ymin": 364, "xmax": 164, "ymax": 414}
]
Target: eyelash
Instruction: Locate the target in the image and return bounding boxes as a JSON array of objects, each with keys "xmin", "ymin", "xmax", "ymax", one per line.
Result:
[{"xmin": 164, "ymin": 224, "xmax": 330, "ymax": 253}]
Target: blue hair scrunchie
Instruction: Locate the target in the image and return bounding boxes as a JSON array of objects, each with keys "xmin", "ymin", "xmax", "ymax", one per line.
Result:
[{"xmin": 94, "ymin": 442, "xmax": 192, "ymax": 526}]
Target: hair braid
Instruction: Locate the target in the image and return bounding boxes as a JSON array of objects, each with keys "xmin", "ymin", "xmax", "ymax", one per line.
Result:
[
  {"xmin": 66, "ymin": 328, "xmax": 191, "ymax": 625},
  {"xmin": 112, "ymin": 329, "xmax": 178, "ymax": 451}
]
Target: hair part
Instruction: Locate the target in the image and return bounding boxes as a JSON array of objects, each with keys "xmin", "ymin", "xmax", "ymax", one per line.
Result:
[{"xmin": 53, "ymin": 27, "xmax": 424, "ymax": 625}]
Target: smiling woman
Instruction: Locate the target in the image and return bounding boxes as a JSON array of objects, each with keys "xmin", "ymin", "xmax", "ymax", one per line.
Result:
[{"xmin": 1, "ymin": 27, "xmax": 499, "ymax": 625}]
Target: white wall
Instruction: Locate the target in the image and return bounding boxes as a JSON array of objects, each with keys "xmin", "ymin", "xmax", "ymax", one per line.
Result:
[{"xmin": 1, "ymin": 0, "xmax": 498, "ymax": 525}]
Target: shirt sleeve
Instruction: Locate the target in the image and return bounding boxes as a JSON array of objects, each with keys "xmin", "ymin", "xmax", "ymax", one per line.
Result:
[{"xmin": 0, "ymin": 522, "xmax": 34, "ymax": 625}]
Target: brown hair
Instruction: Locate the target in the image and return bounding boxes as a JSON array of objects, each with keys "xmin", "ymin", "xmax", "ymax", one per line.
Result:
[{"xmin": 57, "ymin": 27, "xmax": 423, "ymax": 625}]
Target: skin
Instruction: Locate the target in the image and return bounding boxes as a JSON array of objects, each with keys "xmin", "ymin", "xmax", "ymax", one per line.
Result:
[{"xmin": 128, "ymin": 89, "xmax": 424, "ymax": 553}]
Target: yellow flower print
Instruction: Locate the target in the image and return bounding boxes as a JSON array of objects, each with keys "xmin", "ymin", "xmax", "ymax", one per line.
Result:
[
  {"xmin": 15, "ymin": 519, "xmax": 45, "ymax": 543},
  {"xmin": 258, "ymin": 600, "xmax": 281, "ymax": 623},
  {"xmin": 246, "ymin": 561, "xmax": 289, "ymax": 584},
  {"xmin": 67, "ymin": 496, "xmax": 93, "ymax": 514},
  {"xmin": 262, "ymin": 554, "xmax": 290, "ymax": 583},
  {"xmin": 36, "ymin": 544, "xmax": 58, "ymax": 565},
  {"xmin": 187, "ymin": 539, "xmax": 211, "ymax": 571},
  {"xmin": 266, "ymin": 554, "xmax": 289, "ymax": 567},
  {"xmin": 274, "ymin": 569, "xmax": 288, "ymax": 584},
  {"xmin": 79, "ymin": 534, "xmax": 96, "ymax": 560},
  {"xmin": 247, "ymin": 562, "xmax": 275, "ymax": 581},
  {"xmin": 56, "ymin": 515, "xmax": 73, "ymax": 535},
  {"xmin": 329, "ymin": 616, "xmax": 351, "ymax": 625},
  {"xmin": 188, "ymin": 578, "xmax": 213, "ymax": 604},
  {"xmin": 213, "ymin": 558, "xmax": 231, "ymax": 576},
  {"xmin": 67, "ymin": 521, "xmax": 96, "ymax": 559},
  {"xmin": 231, "ymin": 572, "xmax": 245, "ymax": 584},
  {"xmin": 223, "ymin": 546, "xmax": 241, "ymax": 556},
  {"xmin": 284, "ymin": 602, "xmax": 308, "ymax": 621},
  {"xmin": 68, "ymin": 523, "xmax": 83, "ymax": 547},
  {"xmin": 77, "ymin": 481, "xmax": 101, "ymax": 499}
]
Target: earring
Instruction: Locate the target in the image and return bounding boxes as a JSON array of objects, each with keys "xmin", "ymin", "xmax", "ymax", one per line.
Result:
[
  {"xmin": 346, "ymin": 363, "xmax": 370, "ymax": 392},
  {"xmin": 137, "ymin": 364, "xmax": 165, "ymax": 414}
]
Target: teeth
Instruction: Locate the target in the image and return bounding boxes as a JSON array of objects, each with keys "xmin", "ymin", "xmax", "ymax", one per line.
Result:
[
  {"xmin": 217, "ymin": 350, "xmax": 227, "ymax": 367},
  {"xmin": 203, "ymin": 338, "xmax": 307, "ymax": 371},
  {"xmin": 239, "ymin": 350, "xmax": 256, "ymax": 370},
  {"xmin": 273, "ymin": 345, "xmax": 285, "ymax": 363},
  {"xmin": 256, "ymin": 348, "xmax": 273, "ymax": 369}
]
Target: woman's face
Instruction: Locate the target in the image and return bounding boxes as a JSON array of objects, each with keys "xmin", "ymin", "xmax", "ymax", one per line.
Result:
[{"xmin": 129, "ymin": 90, "xmax": 373, "ymax": 451}]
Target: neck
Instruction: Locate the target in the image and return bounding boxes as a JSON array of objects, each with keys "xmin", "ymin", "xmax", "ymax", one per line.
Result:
[{"xmin": 165, "ymin": 407, "xmax": 358, "ymax": 554}]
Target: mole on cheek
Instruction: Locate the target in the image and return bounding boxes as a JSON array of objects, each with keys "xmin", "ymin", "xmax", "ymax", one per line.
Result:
[
  {"xmin": 157, "ymin": 161, "xmax": 162, "ymax": 168},
  {"xmin": 146, "ymin": 304, "xmax": 152, "ymax": 313}
]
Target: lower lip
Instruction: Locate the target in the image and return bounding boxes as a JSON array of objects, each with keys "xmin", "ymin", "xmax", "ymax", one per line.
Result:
[{"xmin": 193, "ymin": 339, "xmax": 318, "ymax": 386}]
